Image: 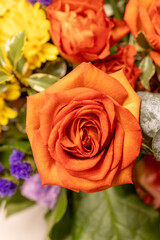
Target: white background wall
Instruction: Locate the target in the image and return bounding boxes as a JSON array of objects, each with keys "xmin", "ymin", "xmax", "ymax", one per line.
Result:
[{"xmin": 0, "ymin": 203, "xmax": 47, "ymax": 240}]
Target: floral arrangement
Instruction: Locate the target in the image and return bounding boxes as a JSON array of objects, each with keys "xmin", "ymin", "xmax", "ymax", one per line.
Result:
[{"xmin": 0, "ymin": 0, "xmax": 160, "ymax": 239}]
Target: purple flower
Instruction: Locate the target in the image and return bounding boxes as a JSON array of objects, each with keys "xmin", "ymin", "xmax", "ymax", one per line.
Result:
[
  {"xmin": 27, "ymin": 0, "xmax": 52, "ymax": 6},
  {"xmin": 0, "ymin": 163, "xmax": 4, "ymax": 173},
  {"xmin": 21, "ymin": 173, "xmax": 61, "ymax": 209},
  {"xmin": 0, "ymin": 178, "xmax": 17, "ymax": 198},
  {"xmin": 9, "ymin": 150, "xmax": 25, "ymax": 165},
  {"xmin": 27, "ymin": 0, "xmax": 37, "ymax": 4},
  {"xmin": 39, "ymin": 0, "xmax": 52, "ymax": 5},
  {"xmin": 10, "ymin": 162, "xmax": 33, "ymax": 180}
]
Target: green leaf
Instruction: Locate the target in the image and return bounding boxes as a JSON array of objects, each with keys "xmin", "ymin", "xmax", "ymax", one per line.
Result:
[
  {"xmin": 0, "ymin": 123, "xmax": 28, "ymax": 151},
  {"xmin": 16, "ymin": 103, "xmax": 26, "ymax": 134},
  {"xmin": 0, "ymin": 84, "xmax": 9, "ymax": 93},
  {"xmin": 109, "ymin": 0, "xmax": 122, "ymax": 19},
  {"xmin": 5, "ymin": 190, "xmax": 34, "ymax": 217},
  {"xmin": 46, "ymin": 189, "xmax": 68, "ymax": 238},
  {"xmin": 136, "ymin": 31, "xmax": 151, "ymax": 49},
  {"xmin": 152, "ymin": 129, "xmax": 160, "ymax": 161},
  {"xmin": 15, "ymin": 140, "xmax": 32, "ymax": 154},
  {"xmin": 139, "ymin": 56, "xmax": 155, "ymax": 90},
  {"xmin": 5, "ymin": 200, "xmax": 34, "ymax": 217},
  {"xmin": 0, "ymin": 145, "xmax": 15, "ymax": 151},
  {"xmin": 15, "ymin": 55, "xmax": 28, "ymax": 75},
  {"xmin": 141, "ymin": 143, "xmax": 153, "ymax": 155},
  {"xmin": 6, "ymin": 31, "xmax": 25, "ymax": 69},
  {"xmin": 27, "ymin": 88, "xmax": 37, "ymax": 96},
  {"xmin": 0, "ymin": 150, "xmax": 12, "ymax": 168},
  {"xmin": 129, "ymin": 34, "xmax": 136, "ymax": 45},
  {"xmin": 110, "ymin": 45, "xmax": 118, "ymax": 55},
  {"xmin": 25, "ymin": 73, "xmax": 58, "ymax": 92},
  {"xmin": 43, "ymin": 58, "xmax": 67, "ymax": 78},
  {"xmin": 53, "ymin": 188, "xmax": 68, "ymax": 224},
  {"xmin": 138, "ymin": 92, "xmax": 160, "ymax": 138},
  {"xmin": 0, "ymin": 124, "xmax": 28, "ymax": 145},
  {"xmin": 0, "ymin": 71, "xmax": 13, "ymax": 83},
  {"xmin": 156, "ymin": 66, "xmax": 160, "ymax": 82},
  {"xmin": 141, "ymin": 132, "xmax": 153, "ymax": 152},
  {"xmin": 0, "ymin": 140, "xmax": 32, "ymax": 154},
  {"xmin": 71, "ymin": 185, "xmax": 160, "ymax": 240},
  {"xmin": 49, "ymin": 208, "xmax": 72, "ymax": 240},
  {"xmin": 0, "ymin": 47, "xmax": 7, "ymax": 68}
]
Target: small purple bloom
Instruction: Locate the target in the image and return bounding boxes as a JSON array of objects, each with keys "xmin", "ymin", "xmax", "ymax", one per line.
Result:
[
  {"xmin": 27, "ymin": 0, "xmax": 37, "ymax": 4},
  {"xmin": 21, "ymin": 173, "xmax": 61, "ymax": 209},
  {"xmin": 0, "ymin": 163, "xmax": 4, "ymax": 173},
  {"xmin": 9, "ymin": 150, "xmax": 25, "ymax": 165},
  {"xmin": 10, "ymin": 162, "xmax": 33, "ymax": 180},
  {"xmin": 0, "ymin": 178, "xmax": 17, "ymax": 198},
  {"xmin": 39, "ymin": 0, "xmax": 52, "ymax": 5},
  {"xmin": 27, "ymin": 0, "xmax": 52, "ymax": 6}
]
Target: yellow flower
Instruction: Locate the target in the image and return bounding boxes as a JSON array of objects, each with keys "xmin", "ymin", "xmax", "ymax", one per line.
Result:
[
  {"xmin": 0, "ymin": 83, "xmax": 20, "ymax": 129},
  {"xmin": 0, "ymin": 82, "xmax": 21, "ymax": 131},
  {"xmin": 1, "ymin": 84, "xmax": 21, "ymax": 101},
  {"xmin": 0, "ymin": 0, "xmax": 14, "ymax": 17},
  {"xmin": 0, "ymin": 97, "xmax": 17, "ymax": 127},
  {"xmin": 0, "ymin": 0, "xmax": 59, "ymax": 69}
]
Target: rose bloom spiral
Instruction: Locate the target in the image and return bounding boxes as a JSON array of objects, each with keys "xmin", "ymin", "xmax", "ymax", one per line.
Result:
[
  {"xmin": 26, "ymin": 63, "xmax": 142, "ymax": 193},
  {"xmin": 47, "ymin": 0, "xmax": 129, "ymax": 63}
]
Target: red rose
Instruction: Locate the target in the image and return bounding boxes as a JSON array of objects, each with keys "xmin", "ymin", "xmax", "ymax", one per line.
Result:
[
  {"xmin": 26, "ymin": 63, "xmax": 142, "ymax": 193},
  {"xmin": 94, "ymin": 45, "xmax": 142, "ymax": 88},
  {"xmin": 46, "ymin": 0, "xmax": 129, "ymax": 63}
]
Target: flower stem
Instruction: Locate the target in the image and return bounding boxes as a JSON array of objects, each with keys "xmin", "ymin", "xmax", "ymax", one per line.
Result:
[
  {"xmin": 11, "ymin": 70, "xmax": 25, "ymax": 88},
  {"xmin": 109, "ymin": 0, "xmax": 121, "ymax": 19}
]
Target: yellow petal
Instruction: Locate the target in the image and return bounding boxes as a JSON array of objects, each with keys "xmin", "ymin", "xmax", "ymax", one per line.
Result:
[
  {"xmin": 4, "ymin": 106, "xmax": 18, "ymax": 119},
  {"xmin": 4, "ymin": 84, "xmax": 21, "ymax": 101}
]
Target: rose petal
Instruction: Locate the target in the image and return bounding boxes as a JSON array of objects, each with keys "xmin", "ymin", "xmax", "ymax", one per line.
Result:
[
  {"xmin": 101, "ymin": 97, "xmax": 116, "ymax": 147},
  {"xmin": 26, "ymin": 92, "xmax": 45, "ymax": 143},
  {"xmin": 32, "ymin": 130, "xmax": 62, "ymax": 186},
  {"xmin": 54, "ymin": 138, "xmax": 105, "ymax": 170},
  {"xmin": 110, "ymin": 18, "xmax": 130, "ymax": 46},
  {"xmin": 47, "ymin": 102, "xmax": 105, "ymax": 156},
  {"xmin": 67, "ymin": 142, "xmax": 114, "ymax": 181},
  {"xmin": 39, "ymin": 88, "xmax": 92, "ymax": 144},
  {"xmin": 139, "ymin": 7, "xmax": 160, "ymax": 50},
  {"xmin": 45, "ymin": 63, "xmax": 128, "ymax": 106},
  {"xmin": 115, "ymin": 105, "xmax": 142, "ymax": 169},
  {"xmin": 112, "ymin": 163, "xmax": 134, "ymax": 186},
  {"xmin": 67, "ymin": 121, "xmax": 124, "ymax": 181},
  {"xmin": 150, "ymin": 51, "xmax": 160, "ymax": 67},
  {"xmin": 48, "ymin": 0, "xmax": 104, "ymax": 10},
  {"xmin": 139, "ymin": 0, "xmax": 152, "ymax": 9},
  {"xmin": 110, "ymin": 69, "xmax": 141, "ymax": 121},
  {"xmin": 124, "ymin": 0, "xmax": 139, "ymax": 36},
  {"xmin": 111, "ymin": 121, "xmax": 124, "ymax": 169},
  {"xmin": 56, "ymin": 160, "xmax": 119, "ymax": 192}
]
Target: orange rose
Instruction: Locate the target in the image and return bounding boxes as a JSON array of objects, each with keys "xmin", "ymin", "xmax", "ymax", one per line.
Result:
[
  {"xmin": 46, "ymin": 0, "xmax": 129, "ymax": 63},
  {"xmin": 134, "ymin": 155, "xmax": 160, "ymax": 209},
  {"xmin": 94, "ymin": 45, "xmax": 142, "ymax": 88},
  {"xmin": 26, "ymin": 63, "xmax": 142, "ymax": 193},
  {"xmin": 124, "ymin": 0, "xmax": 160, "ymax": 67}
]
